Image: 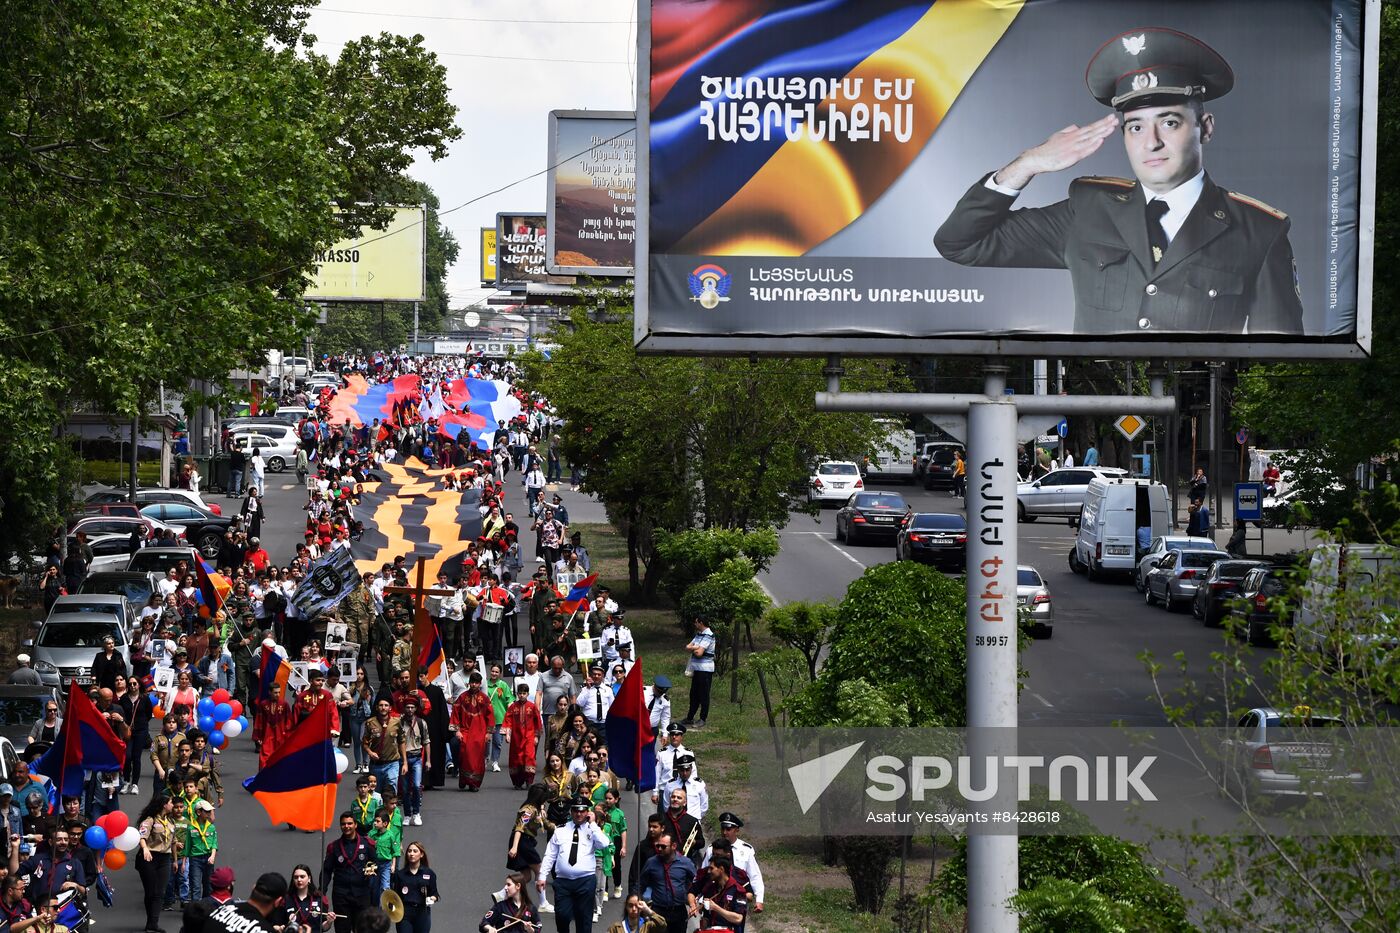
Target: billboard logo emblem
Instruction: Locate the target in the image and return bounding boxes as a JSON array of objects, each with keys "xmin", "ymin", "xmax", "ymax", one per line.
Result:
[
  {"xmin": 688, "ymin": 264, "xmax": 731, "ymax": 309},
  {"xmin": 1122, "ymin": 34, "xmax": 1146, "ymax": 55},
  {"xmin": 1132, "ymin": 72, "xmax": 1158, "ymax": 92},
  {"xmin": 787, "ymin": 741, "xmax": 864, "ymax": 814}
]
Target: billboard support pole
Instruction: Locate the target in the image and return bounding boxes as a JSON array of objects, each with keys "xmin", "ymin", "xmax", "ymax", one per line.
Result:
[{"xmin": 815, "ymin": 363, "xmax": 1177, "ymax": 933}]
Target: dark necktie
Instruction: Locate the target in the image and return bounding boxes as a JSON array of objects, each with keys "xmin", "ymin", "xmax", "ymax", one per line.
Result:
[
  {"xmin": 595, "ymin": 687, "xmax": 603, "ymax": 720},
  {"xmin": 1146, "ymin": 199, "xmax": 1169, "ymax": 265},
  {"xmin": 568, "ymin": 828, "xmax": 580, "ymax": 866}
]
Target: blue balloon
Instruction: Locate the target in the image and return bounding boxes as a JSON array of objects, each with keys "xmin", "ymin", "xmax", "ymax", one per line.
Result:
[
  {"xmin": 209, "ymin": 730, "xmax": 227, "ymax": 749},
  {"xmin": 84, "ymin": 825, "xmax": 108, "ymax": 850},
  {"xmin": 197, "ymin": 715, "xmax": 217, "ymax": 733},
  {"xmin": 213, "ymin": 703, "xmax": 233, "ymax": 722},
  {"xmin": 197, "ymin": 697, "xmax": 216, "ymax": 715},
  {"xmin": 236, "ymin": 715, "xmax": 250, "ymax": 732}
]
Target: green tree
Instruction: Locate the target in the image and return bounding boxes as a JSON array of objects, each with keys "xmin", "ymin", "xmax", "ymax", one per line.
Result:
[
  {"xmin": 0, "ymin": 0, "xmax": 459, "ymax": 556},
  {"xmin": 653, "ymin": 527, "xmax": 779, "ymax": 606},
  {"xmin": 765, "ymin": 601, "xmax": 838, "ymax": 682}
]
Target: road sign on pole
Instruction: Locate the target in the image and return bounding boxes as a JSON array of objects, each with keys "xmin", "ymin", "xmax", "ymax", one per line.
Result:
[
  {"xmin": 1056, "ymin": 418, "xmax": 1068, "ymax": 438},
  {"xmin": 1114, "ymin": 414, "xmax": 1147, "ymax": 441},
  {"xmin": 1235, "ymin": 482, "xmax": 1265, "ymax": 522},
  {"xmin": 1236, "ymin": 427, "xmax": 1250, "ymax": 446}
]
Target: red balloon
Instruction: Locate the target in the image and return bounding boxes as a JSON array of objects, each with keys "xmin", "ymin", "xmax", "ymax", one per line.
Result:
[
  {"xmin": 228, "ymin": 699, "xmax": 244, "ymax": 719},
  {"xmin": 94, "ymin": 813, "xmax": 110, "ymax": 832},
  {"xmin": 211, "ymin": 688, "xmax": 231, "ymax": 705},
  {"xmin": 105, "ymin": 811, "xmax": 129, "ymax": 837}
]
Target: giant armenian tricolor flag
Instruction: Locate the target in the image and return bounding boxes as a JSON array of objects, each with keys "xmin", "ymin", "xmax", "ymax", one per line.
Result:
[{"xmin": 242, "ymin": 697, "xmax": 338, "ymax": 831}]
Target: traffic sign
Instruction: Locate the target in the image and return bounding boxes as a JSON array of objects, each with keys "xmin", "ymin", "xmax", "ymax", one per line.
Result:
[
  {"xmin": 1114, "ymin": 414, "xmax": 1147, "ymax": 441},
  {"xmin": 1235, "ymin": 482, "xmax": 1264, "ymax": 522},
  {"xmin": 1056, "ymin": 418, "xmax": 1068, "ymax": 439},
  {"xmin": 1236, "ymin": 428, "xmax": 1250, "ymax": 445}
]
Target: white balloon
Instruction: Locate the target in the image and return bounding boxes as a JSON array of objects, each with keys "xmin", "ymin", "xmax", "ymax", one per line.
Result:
[
  {"xmin": 221, "ymin": 719, "xmax": 243, "ymax": 739},
  {"xmin": 334, "ymin": 749, "xmax": 350, "ymax": 775},
  {"xmin": 113, "ymin": 827, "xmax": 142, "ymax": 852}
]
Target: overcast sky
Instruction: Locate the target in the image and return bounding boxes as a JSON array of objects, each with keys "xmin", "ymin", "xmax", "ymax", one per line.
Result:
[{"xmin": 306, "ymin": 1, "xmax": 638, "ymax": 310}]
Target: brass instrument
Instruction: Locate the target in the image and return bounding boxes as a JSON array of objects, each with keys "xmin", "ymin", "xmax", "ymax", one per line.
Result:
[{"xmin": 380, "ymin": 890, "xmax": 405, "ymax": 923}]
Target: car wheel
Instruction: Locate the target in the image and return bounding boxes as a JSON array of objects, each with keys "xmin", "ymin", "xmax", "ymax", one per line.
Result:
[
  {"xmin": 1144, "ymin": 584, "xmax": 1156, "ymax": 607},
  {"xmin": 197, "ymin": 533, "xmax": 221, "ymax": 558},
  {"xmin": 1192, "ymin": 596, "xmax": 1203, "ymax": 620},
  {"xmin": 848, "ymin": 526, "xmax": 861, "ymax": 546},
  {"xmin": 1085, "ymin": 558, "xmax": 1098, "ymax": 582},
  {"xmin": 1165, "ymin": 593, "xmax": 1182, "ymax": 613},
  {"xmin": 1019, "ymin": 503, "xmax": 1036, "ymax": 523},
  {"xmin": 835, "ymin": 520, "xmax": 845, "ymax": 542},
  {"xmin": 268, "ymin": 456, "xmax": 286, "ymax": 472},
  {"xmin": 894, "ymin": 543, "xmax": 902, "ymax": 562},
  {"xmin": 1068, "ymin": 547, "xmax": 1084, "ymax": 575},
  {"xmin": 1134, "ymin": 567, "xmax": 1146, "ymax": 592}
]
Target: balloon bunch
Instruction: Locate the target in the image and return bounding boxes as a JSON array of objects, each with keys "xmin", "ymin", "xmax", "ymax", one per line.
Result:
[
  {"xmin": 83, "ymin": 811, "xmax": 141, "ymax": 870},
  {"xmin": 196, "ymin": 689, "xmax": 249, "ymax": 748}
]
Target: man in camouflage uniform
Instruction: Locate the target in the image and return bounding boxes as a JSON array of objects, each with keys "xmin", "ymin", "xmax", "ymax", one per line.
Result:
[
  {"xmin": 341, "ymin": 572, "xmax": 377, "ymax": 660},
  {"xmin": 220, "ymin": 583, "xmax": 255, "ymax": 705},
  {"xmin": 390, "ymin": 620, "xmax": 415, "ymax": 676}
]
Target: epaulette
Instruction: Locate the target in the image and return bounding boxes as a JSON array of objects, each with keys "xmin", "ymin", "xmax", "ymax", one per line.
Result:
[
  {"xmin": 1076, "ymin": 176, "xmax": 1136, "ymax": 189},
  {"xmin": 1226, "ymin": 191, "xmax": 1287, "ymax": 220}
]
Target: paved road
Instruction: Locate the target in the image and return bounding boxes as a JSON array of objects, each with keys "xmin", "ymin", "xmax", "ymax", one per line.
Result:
[
  {"xmin": 94, "ymin": 470, "xmax": 631, "ymax": 932},
  {"xmin": 761, "ymin": 482, "xmax": 1303, "ymax": 727}
]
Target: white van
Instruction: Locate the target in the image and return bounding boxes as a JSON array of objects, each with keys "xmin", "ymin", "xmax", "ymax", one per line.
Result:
[
  {"xmin": 1071, "ymin": 477, "xmax": 1170, "ymax": 581},
  {"xmin": 864, "ymin": 421, "xmax": 917, "ymax": 484},
  {"xmin": 1295, "ymin": 543, "xmax": 1400, "ymax": 653}
]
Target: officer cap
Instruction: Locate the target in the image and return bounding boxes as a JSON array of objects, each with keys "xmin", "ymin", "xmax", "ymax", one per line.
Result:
[
  {"xmin": 1086, "ymin": 27, "xmax": 1233, "ymax": 111},
  {"xmin": 719, "ymin": 812, "xmax": 743, "ymax": 828},
  {"xmin": 570, "ymin": 795, "xmax": 592, "ymax": 811},
  {"xmin": 666, "ymin": 721, "xmax": 686, "ymax": 735},
  {"xmin": 654, "ymin": 675, "xmax": 670, "ymax": 690},
  {"xmin": 675, "ymin": 752, "xmax": 696, "ymax": 768}
]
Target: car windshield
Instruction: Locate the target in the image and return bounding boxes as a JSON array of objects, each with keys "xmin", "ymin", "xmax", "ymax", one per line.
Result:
[
  {"xmin": 0, "ymin": 697, "xmax": 47, "ymax": 728},
  {"xmin": 1182, "ymin": 552, "xmax": 1226, "ymax": 568},
  {"xmin": 911, "ymin": 514, "xmax": 964, "ymax": 530},
  {"xmin": 38, "ymin": 620, "xmax": 122, "ymax": 647},
  {"xmin": 81, "ymin": 578, "xmax": 154, "ymax": 603},
  {"xmin": 820, "ymin": 463, "xmax": 859, "ymax": 476},
  {"xmin": 1216, "ymin": 561, "xmax": 1260, "ymax": 580},
  {"xmin": 930, "ymin": 449, "xmax": 960, "ymax": 464},
  {"xmin": 127, "ymin": 552, "xmax": 186, "ymax": 573},
  {"xmin": 1017, "ymin": 569, "xmax": 1043, "ymax": 586},
  {"xmin": 856, "ymin": 495, "xmax": 906, "ymax": 509},
  {"xmin": 52, "ymin": 601, "xmax": 123, "ymax": 615}
]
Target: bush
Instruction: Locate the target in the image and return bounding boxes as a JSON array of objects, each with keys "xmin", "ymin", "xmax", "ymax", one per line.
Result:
[
  {"xmin": 654, "ymin": 527, "xmax": 779, "ymax": 604},
  {"xmin": 765, "ymin": 601, "xmax": 837, "ymax": 681},
  {"xmin": 677, "ymin": 557, "xmax": 769, "ymax": 676},
  {"xmin": 791, "ymin": 561, "xmax": 970, "ymax": 728}
]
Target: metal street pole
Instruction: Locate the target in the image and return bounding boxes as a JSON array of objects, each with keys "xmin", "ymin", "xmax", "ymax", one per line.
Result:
[
  {"xmin": 413, "ymin": 301, "xmax": 420, "ymax": 351},
  {"xmin": 1209, "ymin": 363, "xmax": 1222, "ymax": 529},
  {"xmin": 128, "ymin": 414, "xmax": 140, "ymax": 500}
]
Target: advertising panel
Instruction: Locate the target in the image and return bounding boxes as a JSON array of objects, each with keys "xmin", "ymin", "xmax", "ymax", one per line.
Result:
[
  {"xmin": 305, "ymin": 205, "xmax": 426, "ymax": 302},
  {"xmin": 480, "ymin": 227, "xmax": 497, "ymax": 285},
  {"xmin": 495, "ymin": 213, "xmax": 550, "ymax": 287},
  {"xmin": 636, "ymin": 0, "xmax": 1376, "ymax": 358},
  {"xmin": 546, "ymin": 111, "xmax": 638, "ymax": 275}
]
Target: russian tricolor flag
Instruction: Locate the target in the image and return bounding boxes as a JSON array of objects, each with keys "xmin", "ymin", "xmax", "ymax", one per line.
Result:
[
  {"xmin": 34, "ymin": 683, "xmax": 128, "ymax": 798},
  {"xmin": 605, "ymin": 660, "xmax": 656, "ymax": 791},
  {"xmin": 243, "ymin": 695, "xmax": 339, "ymax": 831}
]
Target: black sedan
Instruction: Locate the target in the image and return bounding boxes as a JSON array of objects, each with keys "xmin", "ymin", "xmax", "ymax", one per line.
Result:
[
  {"xmin": 835, "ymin": 492, "xmax": 909, "ymax": 545},
  {"xmin": 1226, "ymin": 564, "xmax": 1300, "ymax": 645},
  {"xmin": 138, "ymin": 502, "xmax": 233, "ymax": 558},
  {"xmin": 895, "ymin": 512, "xmax": 968, "ymax": 569},
  {"xmin": 1191, "ymin": 559, "xmax": 1268, "ymax": 627}
]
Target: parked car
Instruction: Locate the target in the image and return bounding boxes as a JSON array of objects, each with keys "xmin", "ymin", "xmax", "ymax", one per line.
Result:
[
  {"xmin": 230, "ymin": 431, "xmax": 298, "ymax": 473},
  {"xmin": 78, "ymin": 571, "xmax": 163, "ymax": 610},
  {"xmin": 1133, "ymin": 535, "xmax": 1220, "ymax": 591},
  {"xmin": 1144, "ymin": 549, "xmax": 1230, "ymax": 611},
  {"xmin": 25, "ymin": 609, "xmax": 131, "ymax": 688},
  {"xmin": 1016, "ymin": 467, "xmax": 1128, "ymax": 522},
  {"xmin": 71, "ymin": 501, "xmax": 145, "ymax": 521},
  {"xmin": 73, "ymin": 533, "xmax": 144, "ymax": 574},
  {"xmin": 43, "ymin": 593, "xmax": 135, "ymax": 630},
  {"xmin": 1071, "ymin": 478, "xmax": 1170, "ymax": 581},
  {"xmin": 895, "ymin": 512, "xmax": 967, "ymax": 569},
  {"xmin": 0, "ymin": 685, "xmax": 61, "ymax": 746},
  {"xmin": 835, "ymin": 492, "xmax": 909, "ymax": 545},
  {"xmin": 125, "ymin": 546, "xmax": 199, "ymax": 576},
  {"xmin": 1219, "ymin": 707, "xmax": 1365, "ymax": 805},
  {"xmin": 86, "ymin": 485, "xmax": 222, "ymax": 516},
  {"xmin": 1016, "ymin": 565, "xmax": 1054, "ymax": 637},
  {"xmin": 0, "ymin": 733, "xmax": 24, "ymax": 779},
  {"xmin": 809, "ymin": 461, "xmax": 864, "ymax": 505},
  {"xmin": 1192, "ymin": 559, "xmax": 1270, "ymax": 628},
  {"xmin": 920, "ymin": 445, "xmax": 965, "ymax": 490},
  {"xmin": 138, "ymin": 503, "xmax": 233, "ymax": 558},
  {"xmin": 1228, "ymin": 564, "xmax": 1302, "ymax": 646}
]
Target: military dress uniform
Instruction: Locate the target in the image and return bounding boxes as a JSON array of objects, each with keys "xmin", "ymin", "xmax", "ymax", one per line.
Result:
[{"xmin": 935, "ymin": 26, "xmax": 1305, "ymax": 336}]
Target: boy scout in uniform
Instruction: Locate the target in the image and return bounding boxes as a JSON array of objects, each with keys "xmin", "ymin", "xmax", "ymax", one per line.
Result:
[{"xmin": 936, "ymin": 26, "xmax": 1305, "ymax": 335}]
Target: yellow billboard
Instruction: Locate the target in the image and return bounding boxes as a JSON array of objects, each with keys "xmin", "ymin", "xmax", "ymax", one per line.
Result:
[
  {"xmin": 480, "ymin": 226, "xmax": 497, "ymax": 285},
  {"xmin": 304, "ymin": 205, "xmax": 425, "ymax": 302}
]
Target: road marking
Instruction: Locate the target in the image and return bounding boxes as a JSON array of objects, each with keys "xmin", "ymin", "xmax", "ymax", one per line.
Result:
[
  {"xmin": 820, "ymin": 537, "xmax": 868, "ymax": 569},
  {"xmin": 755, "ymin": 575, "xmax": 782, "ymax": 608},
  {"xmin": 1030, "ymin": 692, "xmax": 1056, "ymax": 708}
]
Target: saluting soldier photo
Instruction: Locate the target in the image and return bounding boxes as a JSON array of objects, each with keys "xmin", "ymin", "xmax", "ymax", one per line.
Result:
[{"xmin": 935, "ymin": 26, "xmax": 1306, "ymax": 335}]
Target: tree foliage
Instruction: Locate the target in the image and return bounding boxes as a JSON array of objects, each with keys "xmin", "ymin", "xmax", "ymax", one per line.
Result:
[
  {"xmin": 765, "ymin": 601, "xmax": 838, "ymax": 682},
  {"xmin": 653, "ymin": 527, "xmax": 779, "ymax": 605},
  {"xmin": 677, "ymin": 557, "xmax": 770, "ymax": 677},
  {"xmin": 790, "ymin": 561, "xmax": 973, "ymax": 728},
  {"xmin": 0, "ymin": 0, "xmax": 460, "ymax": 555},
  {"xmin": 518, "ymin": 287, "xmax": 903, "ymax": 598}
]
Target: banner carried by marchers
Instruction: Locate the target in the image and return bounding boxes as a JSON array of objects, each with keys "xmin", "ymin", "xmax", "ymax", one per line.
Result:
[
  {"xmin": 636, "ymin": 0, "xmax": 1377, "ymax": 358},
  {"xmin": 291, "ymin": 547, "xmax": 359, "ymax": 620}
]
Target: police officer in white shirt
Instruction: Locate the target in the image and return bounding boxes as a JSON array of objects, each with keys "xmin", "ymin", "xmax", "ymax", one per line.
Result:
[
  {"xmin": 652, "ymin": 722, "xmax": 694, "ymax": 806},
  {"xmin": 702, "ymin": 813, "xmax": 766, "ymax": 913},
  {"xmin": 538, "ymin": 795, "xmax": 611, "ymax": 929},
  {"xmin": 643, "ymin": 675, "xmax": 671, "ymax": 738},
  {"xmin": 659, "ymin": 753, "xmax": 708, "ymax": 820},
  {"xmin": 575, "ymin": 664, "xmax": 612, "ymax": 729},
  {"xmin": 598, "ymin": 615, "xmax": 632, "ymax": 665}
]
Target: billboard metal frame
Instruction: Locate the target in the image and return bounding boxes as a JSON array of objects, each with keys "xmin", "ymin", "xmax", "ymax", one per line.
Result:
[
  {"xmin": 546, "ymin": 110, "xmax": 637, "ymax": 277},
  {"xmin": 632, "ymin": 0, "xmax": 1379, "ymax": 360},
  {"xmin": 306, "ymin": 203, "xmax": 427, "ymax": 303}
]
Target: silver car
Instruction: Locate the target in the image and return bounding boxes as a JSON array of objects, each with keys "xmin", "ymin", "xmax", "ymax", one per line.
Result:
[
  {"xmin": 1143, "ymin": 549, "xmax": 1229, "ymax": 611},
  {"xmin": 1016, "ymin": 467, "xmax": 1128, "ymax": 522},
  {"xmin": 1133, "ymin": 535, "xmax": 1219, "ymax": 591},
  {"xmin": 28, "ymin": 596, "xmax": 131, "ymax": 688},
  {"xmin": 1016, "ymin": 565, "xmax": 1054, "ymax": 637},
  {"xmin": 1219, "ymin": 707, "xmax": 1366, "ymax": 804}
]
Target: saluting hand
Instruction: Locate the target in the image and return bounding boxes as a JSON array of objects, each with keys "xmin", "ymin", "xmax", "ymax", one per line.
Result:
[{"xmin": 996, "ymin": 114, "xmax": 1119, "ymax": 190}]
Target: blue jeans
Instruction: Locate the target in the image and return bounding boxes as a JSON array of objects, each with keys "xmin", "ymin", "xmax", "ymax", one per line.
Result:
[
  {"xmin": 349, "ymin": 717, "xmax": 368, "ymax": 768},
  {"xmin": 188, "ymin": 854, "xmax": 212, "ymax": 900},
  {"xmin": 403, "ymin": 752, "xmax": 423, "ymax": 817},
  {"xmin": 229, "ymin": 467, "xmax": 244, "ymax": 496},
  {"xmin": 371, "ymin": 760, "xmax": 400, "ymax": 794},
  {"xmin": 489, "ymin": 728, "xmax": 503, "ymax": 765},
  {"xmin": 553, "ymin": 874, "xmax": 596, "ymax": 933},
  {"xmin": 165, "ymin": 856, "xmax": 190, "ymax": 902},
  {"xmin": 373, "ymin": 861, "xmax": 393, "ymax": 903}
]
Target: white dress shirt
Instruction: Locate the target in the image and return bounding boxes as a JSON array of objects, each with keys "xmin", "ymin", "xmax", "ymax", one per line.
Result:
[
  {"xmin": 702, "ymin": 838, "xmax": 764, "ymax": 903},
  {"xmin": 540, "ymin": 820, "xmax": 611, "ymax": 881},
  {"xmin": 576, "ymin": 680, "xmax": 613, "ymax": 726}
]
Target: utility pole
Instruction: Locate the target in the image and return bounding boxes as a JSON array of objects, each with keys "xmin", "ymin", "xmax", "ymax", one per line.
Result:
[
  {"xmin": 1208, "ymin": 362, "xmax": 1222, "ymax": 529},
  {"xmin": 413, "ymin": 301, "xmax": 420, "ymax": 351},
  {"xmin": 128, "ymin": 412, "xmax": 140, "ymax": 500}
]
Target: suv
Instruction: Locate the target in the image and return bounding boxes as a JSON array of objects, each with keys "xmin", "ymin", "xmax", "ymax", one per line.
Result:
[
  {"xmin": 79, "ymin": 571, "xmax": 162, "ymax": 610},
  {"xmin": 1229, "ymin": 564, "xmax": 1301, "ymax": 646},
  {"xmin": 27, "ymin": 595, "xmax": 131, "ymax": 687},
  {"xmin": 1016, "ymin": 467, "xmax": 1128, "ymax": 522},
  {"xmin": 125, "ymin": 546, "xmax": 199, "ymax": 575},
  {"xmin": 920, "ymin": 444, "xmax": 965, "ymax": 490}
]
